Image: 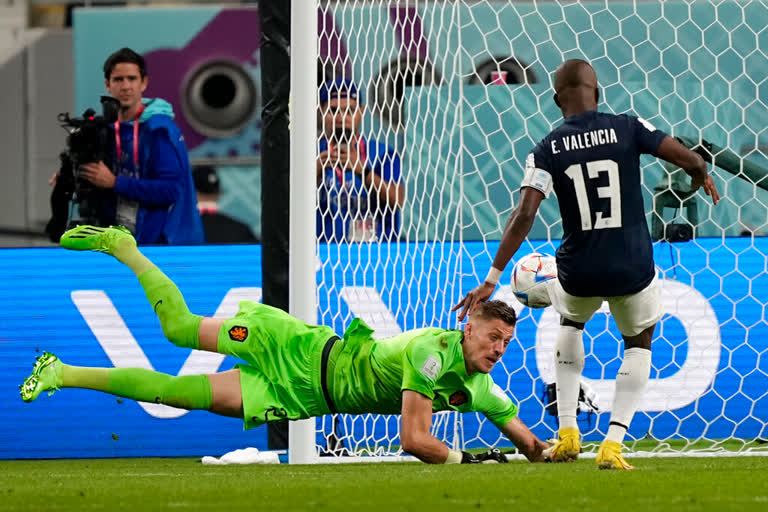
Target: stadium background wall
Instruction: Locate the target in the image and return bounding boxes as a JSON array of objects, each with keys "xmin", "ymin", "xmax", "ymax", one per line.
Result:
[
  {"xmin": 70, "ymin": 7, "xmax": 265, "ymax": 240},
  {"xmin": 67, "ymin": 2, "xmax": 768, "ymax": 242},
  {"xmin": 1, "ymin": 239, "xmax": 765, "ymax": 459}
]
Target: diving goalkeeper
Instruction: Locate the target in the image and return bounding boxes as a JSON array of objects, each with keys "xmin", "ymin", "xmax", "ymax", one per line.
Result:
[{"xmin": 20, "ymin": 225, "xmax": 550, "ymax": 464}]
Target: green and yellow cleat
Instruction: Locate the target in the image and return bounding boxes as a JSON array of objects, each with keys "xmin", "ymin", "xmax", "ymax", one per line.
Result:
[
  {"xmin": 596, "ymin": 440, "xmax": 634, "ymax": 470},
  {"xmin": 20, "ymin": 351, "xmax": 63, "ymax": 403},
  {"xmin": 547, "ymin": 426, "xmax": 581, "ymax": 462},
  {"xmin": 60, "ymin": 225, "xmax": 135, "ymax": 255}
]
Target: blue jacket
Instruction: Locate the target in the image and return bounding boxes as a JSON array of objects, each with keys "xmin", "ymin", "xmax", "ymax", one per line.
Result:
[{"xmin": 109, "ymin": 98, "xmax": 204, "ymax": 245}]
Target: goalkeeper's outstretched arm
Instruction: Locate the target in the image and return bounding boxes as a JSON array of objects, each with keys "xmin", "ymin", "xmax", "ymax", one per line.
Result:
[
  {"xmin": 401, "ymin": 390, "xmax": 551, "ymax": 463},
  {"xmin": 400, "ymin": 390, "xmax": 457, "ymax": 463},
  {"xmin": 401, "ymin": 390, "xmax": 495, "ymax": 464},
  {"xmin": 500, "ymin": 416, "xmax": 550, "ymax": 462}
]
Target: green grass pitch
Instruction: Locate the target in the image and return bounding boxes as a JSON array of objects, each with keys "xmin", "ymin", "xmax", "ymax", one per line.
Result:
[{"xmin": 1, "ymin": 457, "xmax": 767, "ymax": 511}]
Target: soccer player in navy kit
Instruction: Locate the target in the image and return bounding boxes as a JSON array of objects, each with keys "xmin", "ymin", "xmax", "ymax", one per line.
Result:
[{"xmin": 454, "ymin": 59, "xmax": 719, "ymax": 469}]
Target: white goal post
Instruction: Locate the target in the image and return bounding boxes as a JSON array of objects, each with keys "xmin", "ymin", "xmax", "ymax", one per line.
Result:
[
  {"xmin": 290, "ymin": 0, "xmax": 768, "ymax": 463},
  {"xmin": 288, "ymin": 0, "xmax": 320, "ymax": 465}
]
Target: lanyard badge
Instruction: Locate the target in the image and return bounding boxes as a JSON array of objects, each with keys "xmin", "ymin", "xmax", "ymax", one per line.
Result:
[{"xmin": 114, "ymin": 104, "xmax": 145, "ymax": 173}]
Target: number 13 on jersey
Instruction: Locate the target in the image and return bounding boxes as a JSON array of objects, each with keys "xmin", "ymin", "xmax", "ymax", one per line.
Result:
[{"xmin": 565, "ymin": 159, "xmax": 622, "ymax": 231}]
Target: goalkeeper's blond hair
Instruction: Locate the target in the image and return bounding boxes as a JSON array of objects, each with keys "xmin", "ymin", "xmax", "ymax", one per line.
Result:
[{"xmin": 471, "ymin": 300, "xmax": 517, "ymax": 327}]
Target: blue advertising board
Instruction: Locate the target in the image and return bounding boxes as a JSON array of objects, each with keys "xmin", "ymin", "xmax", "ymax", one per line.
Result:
[{"xmin": 1, "ymin": 240, "xmax": 766, "ymax": 459}]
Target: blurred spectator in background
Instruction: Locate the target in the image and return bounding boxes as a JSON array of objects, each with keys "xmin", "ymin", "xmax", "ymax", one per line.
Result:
[
  {"xmin": 194, "ymin": 165, "xmax": 258, "ymax": 244},
  {"xmin": 51, "ymin": 47, "xmax": 204, "ymax": 245},
  {"xmin": 316, "ymin": 78, "xmax": 404, "ymax": 242}
]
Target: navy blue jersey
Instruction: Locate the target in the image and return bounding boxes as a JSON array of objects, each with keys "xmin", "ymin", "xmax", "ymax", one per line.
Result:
[{"xmin": 521, "ymin": 111, "xmax": 666, "ymax": 297}]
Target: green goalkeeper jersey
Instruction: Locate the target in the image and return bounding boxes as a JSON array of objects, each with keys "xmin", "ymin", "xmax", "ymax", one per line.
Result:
[{"xmin": 329, "ymin": 319, "xmax": 518, "ymax": 428}]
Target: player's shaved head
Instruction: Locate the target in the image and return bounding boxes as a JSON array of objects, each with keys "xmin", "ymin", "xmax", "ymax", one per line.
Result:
[
  {"xmin": 554, "ymin": 59, "xmax": 597, "ymax": 93},
  {"xmin": 553, "ymin": 59, "xmax": 599, "ymax": 116}
]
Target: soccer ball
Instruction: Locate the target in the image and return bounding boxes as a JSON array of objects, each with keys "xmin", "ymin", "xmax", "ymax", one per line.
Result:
[{"xmin": 511, "ymin": 253, "xmax": 557, "ymax": 308}]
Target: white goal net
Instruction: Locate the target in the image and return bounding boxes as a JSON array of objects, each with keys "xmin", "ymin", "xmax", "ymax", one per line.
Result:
[{"xmin": 306, "ymin": 0, "xmax": 768, "ymax": 462}]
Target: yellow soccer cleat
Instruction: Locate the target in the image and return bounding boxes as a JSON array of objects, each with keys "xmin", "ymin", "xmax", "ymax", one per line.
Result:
[
  {"xmin": 60, "ymin": 225, "xmax": 135, "ymax": 255},
  {"xmin": 548, "ymin": 426, "xmax": 581, "ymax": 462},
  {"xmin": 20, "ymin": 352, "xmax": 62, "ymax": 403},
  {"xmin": 596, "ymin": 440, "xmax": 634, "ymax": 470}
]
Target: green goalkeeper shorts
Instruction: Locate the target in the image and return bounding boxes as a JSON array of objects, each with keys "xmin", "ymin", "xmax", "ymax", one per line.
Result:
[{"xmin": 216, "ymin": 301, "xmax": 340, "ymax": 429}]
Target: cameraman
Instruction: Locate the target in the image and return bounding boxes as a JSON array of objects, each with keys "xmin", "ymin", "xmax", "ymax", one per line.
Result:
[{"xmin": 70, "ymin": 47, "xmax": 204, "ymax": 245}]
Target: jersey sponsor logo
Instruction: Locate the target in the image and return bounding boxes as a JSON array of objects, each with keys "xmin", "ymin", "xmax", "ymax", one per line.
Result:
[
  {"xmin": 420, "ymin": 354, "xmax": 441, "ymax": 380},
  {"xmin": 228, "ymin": 326, "xmax": 249, "ymax": 342},
  {"xmin": 449, "ymin": 391, "xmax": 468, "ymax": 406}
]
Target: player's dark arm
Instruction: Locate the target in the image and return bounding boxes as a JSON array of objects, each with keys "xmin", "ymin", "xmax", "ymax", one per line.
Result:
[
  {"xmin": 400, "ymin": 390, "xmax": 452, "ymax": 463},
  {"xmin": 452, "ymin": 187, "xmax": 544, "ymax": 321},
  {"xmin": 492, "ymin": 187, "xmax": 545, "ymax": 272},
  {"xmin": 656, "ymin": 135, "xmax": 720, "ymax": 204},
  {"xmin": 499, "ymin": 417, "xmax": 550, "ymax": 463}
]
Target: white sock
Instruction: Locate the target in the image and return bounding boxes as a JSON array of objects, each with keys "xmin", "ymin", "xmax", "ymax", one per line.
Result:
[
  {"xmin": 605, "ymin": 347, "xmax": 652, "ymax": 443},
  {"xmin": 555, "ymin": 325, "xmax": 585, "ymax": 430}
]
